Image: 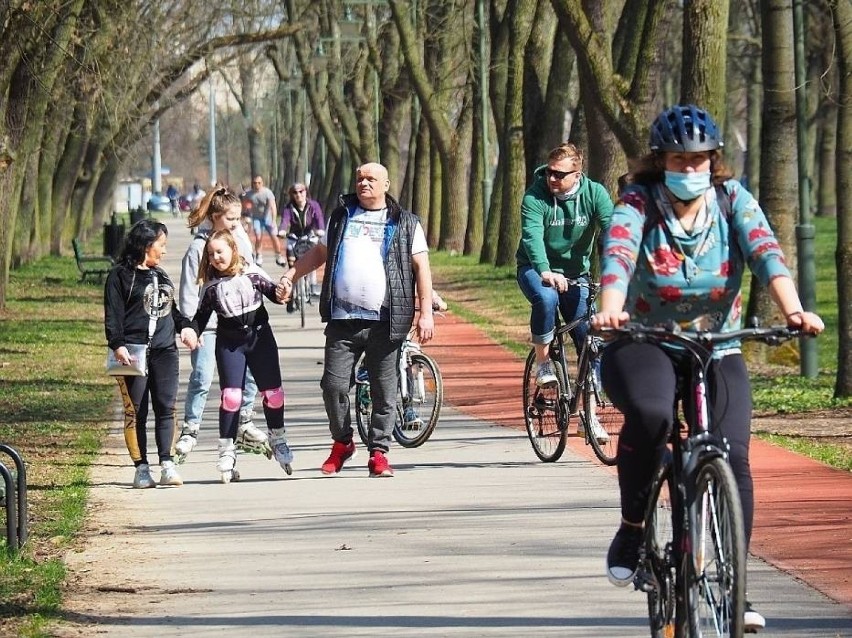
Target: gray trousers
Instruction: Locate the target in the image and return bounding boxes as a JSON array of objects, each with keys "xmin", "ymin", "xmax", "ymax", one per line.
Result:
[{"xmin": 321, "ymin": 319, "xmax": 401, "ymax": 452}]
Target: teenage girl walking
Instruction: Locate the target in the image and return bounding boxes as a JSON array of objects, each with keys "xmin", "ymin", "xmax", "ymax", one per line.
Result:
[{"xmin": 191, "ymin": 229, "xmax": 294, "ymax": 482}]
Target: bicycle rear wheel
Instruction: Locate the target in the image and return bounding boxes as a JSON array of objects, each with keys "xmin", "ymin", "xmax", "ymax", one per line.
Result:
[
  {"xmin": 522, "ymin": 350, "xmax": 568, "ymax": 462},
  {"xmin": 393, "ymin": 353, "xmax": 442, "ymax": 448},
  {"xmin": 686, "ymin": 457, "xmax": 746, "ymax": 638},
  {"xmin": 584, "ymin": 367, "xmax": 622, "ymax": 466},
  {"xmin": 641, "ymin": 461, "xmax": 679, "ymax": 638},
  {"xmin": 355, "ymin": 381, "xmax": 405, "ymax": 446}
]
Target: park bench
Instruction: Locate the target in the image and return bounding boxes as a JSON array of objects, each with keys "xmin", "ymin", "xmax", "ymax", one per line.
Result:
[{"xmin": 72, "ymin": 238, "xmax": 114, "ymax": 284}]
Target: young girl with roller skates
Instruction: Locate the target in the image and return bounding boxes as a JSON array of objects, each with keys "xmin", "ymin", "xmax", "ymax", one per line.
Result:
[{"xmin": 191, "ymin": 229, "xmax": 294, "ymax": 482}]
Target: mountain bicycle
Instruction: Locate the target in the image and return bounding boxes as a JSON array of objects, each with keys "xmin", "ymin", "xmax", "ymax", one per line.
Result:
[
  {"xmin": 522, "ymin": 279, "xmax": 622, "ymax": 464},
  {"xmin": 355, "ymin": 327, "xmax": 443, "ymax": 448},
  {"xmin": 602, "ymin": 323, "xmax": 806, "ymax": 638}
]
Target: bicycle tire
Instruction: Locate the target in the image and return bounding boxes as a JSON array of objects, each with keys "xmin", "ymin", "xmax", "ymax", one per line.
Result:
[
  {"xmin": 298, "ymin": 277, "xmax": 307, "ymax": 328},
  {"xmin": 522, "ymin": 349, "xmax": 568, "ymax": 462},
  {"xmin": 392, "ymin": 352, "xmax": 443, "ymax": 447},
  {"xmin": 685, "ymin": 457, "xmax": 746, "ymax": 638},
  {"xmin": 584, "ymin": 366, "xmax": 622, "ymax": 466},
  {"xmin": 642, "ymin": 461, "xmax": 679, "ymax": 638},
  {"xmin": 354, "ymin": 381, "xmax": 405, "ymax": 446}
]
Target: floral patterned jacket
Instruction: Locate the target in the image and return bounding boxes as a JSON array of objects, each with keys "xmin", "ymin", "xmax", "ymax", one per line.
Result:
[{"xmin": 600, "ymin": 179, "xmax": 791, "ymax": 347}]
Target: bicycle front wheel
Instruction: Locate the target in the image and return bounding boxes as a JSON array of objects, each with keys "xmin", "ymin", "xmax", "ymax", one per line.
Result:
[
  {"xmin": 522, "ymin": 350, "xmax": 568, "ymax": 462},
  {"xmin": 584, "ymin": 368, "xmax": 622, "ymax": 466},
  {"xmin": 393, "ymin": 353, "xmax": 443, "ymax": 448},
  {"xmin": 642, "ymin": 461, "xmax": 679, "ymax": 638},
  {"xmin": 298, "ymin": 277, "xmax": 307, "ymax": 328},
  {"xmin": 686, "ymin": 457, "xmax": 746, "ymax": 638}
]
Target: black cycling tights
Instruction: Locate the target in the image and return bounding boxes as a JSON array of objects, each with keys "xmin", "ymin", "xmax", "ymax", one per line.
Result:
[{"xmin": 601, "ymin": 340, "xmax": 755, "ymax": 545}]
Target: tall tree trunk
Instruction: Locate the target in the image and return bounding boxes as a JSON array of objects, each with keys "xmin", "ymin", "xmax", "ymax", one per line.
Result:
[
  {"xmin": 817, "ymin": 85, "xmax": 838, "ymax": 218},
  {"xmin": 681, "ymin": 0, "xmax": 730, "ymax": 126},
  {"xmin": 829, "ymin": 0, "xmax": 852, "ymax": 397},
  {"xmin": 747, "ymin": 0, "xmax": 799, "ymax": 334},
  {"xmin": 580, "ymin": 0, "xmax": 626, "ymax": 194},
  {"xmin": 495, "ymin": 0, "xmax": 537, "ymax": 266}
]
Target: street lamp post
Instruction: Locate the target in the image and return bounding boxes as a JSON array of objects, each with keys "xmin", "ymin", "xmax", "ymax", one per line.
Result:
[{"xmin": 792, "ymin": 0, "xmax": 818, "ymax": 377}]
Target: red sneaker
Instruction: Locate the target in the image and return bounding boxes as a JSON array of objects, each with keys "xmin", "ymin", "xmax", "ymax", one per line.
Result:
[
  {"xmin": 321, "ymin": 440, "xmax": 356, "ymax": 475},
  {"xmin": 368, "ymin": 450, "xmax": 394, "ymax": 477}
]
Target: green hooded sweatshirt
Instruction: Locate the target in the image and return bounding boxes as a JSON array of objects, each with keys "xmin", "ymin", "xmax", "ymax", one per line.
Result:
[{"xmin": 515, "ymin": 165, "xmax": 614, "ymax": 276}]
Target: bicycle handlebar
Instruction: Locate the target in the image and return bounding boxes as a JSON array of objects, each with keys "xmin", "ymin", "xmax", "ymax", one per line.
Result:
[{"xmin": 597, "ymin": 322, "xmax": 808, "ymax": 358}]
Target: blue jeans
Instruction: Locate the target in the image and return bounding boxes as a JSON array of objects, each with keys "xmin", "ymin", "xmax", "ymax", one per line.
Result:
[
  {"xmin": 183, "ymin": 331, "xmax": 257, "ymax": 426},
  {"xmin": 516, "ymin": 265, "xmax": 591, "ymax": 355}
]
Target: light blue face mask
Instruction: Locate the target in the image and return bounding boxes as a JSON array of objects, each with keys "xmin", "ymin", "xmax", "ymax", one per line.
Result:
[{"xmin": 664, "ymin": 170, "xmax": 711, "ymax": 201}]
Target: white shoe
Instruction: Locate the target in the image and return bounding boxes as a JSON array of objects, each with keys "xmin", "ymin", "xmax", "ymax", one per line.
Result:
[
  {"xmin": 744, "ymin": 602, "xmax": 766, "ymax": 632},
  {"xmin": 159, "ymin": 460, "xmax": 183, "ymax": 486},
  {"xmin": 255, "ymin": 253, "xmax": 263, "ymax": 265},
  {"xmin": 535, "ymin": 361, "xmax": 558, "ymax": 387},
  {"xmin": 133, "ymin": 463, "xmax": 157, "ymax": 489},
  {"xmin": 579, "ymin": 412, "xmax": 610, "ymax": 443},
  {"xmin": 175, "ymin": 422, "xmax": 199, "ymax": 463},
  {"xmin": 217, "ymin": 438, "xmax": 240, "ymax": 484},
  {"xmin": 268, "ymin": 429, "xmax": 294, "ymax": 475}
]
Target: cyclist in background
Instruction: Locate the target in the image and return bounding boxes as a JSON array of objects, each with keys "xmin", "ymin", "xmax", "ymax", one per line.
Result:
[
  {"xmin": 515, "ymin": 142, "xmax": 613, "ymax": 440},
  {"xmin": 591, "ymin": 104, "xmax": 824, "ymax": 632},
  {"xmin": 278, "ymin": 183, "xmax": 326, "ymax": 311}
]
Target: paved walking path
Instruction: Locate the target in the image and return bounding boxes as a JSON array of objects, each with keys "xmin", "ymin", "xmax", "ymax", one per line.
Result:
[{"xmin": 55, "ymin": 216, "xmax": 851, "ymax": 637}]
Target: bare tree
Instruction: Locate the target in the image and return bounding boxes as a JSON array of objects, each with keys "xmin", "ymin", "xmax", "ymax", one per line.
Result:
[{"xmin": 829, "ymin": 0, "xmax": 851, "ymax": 396}]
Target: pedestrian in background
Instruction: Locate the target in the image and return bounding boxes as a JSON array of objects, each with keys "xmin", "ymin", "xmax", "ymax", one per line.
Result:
[{"xmin": 246, "ymin": 175, "xmax": 286, "ymax": 267}]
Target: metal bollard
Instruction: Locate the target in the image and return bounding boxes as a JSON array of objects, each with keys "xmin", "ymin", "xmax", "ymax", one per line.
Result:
[{"xmin": 0, "ymin": 444, "xmax": 27, "ymax": 553}]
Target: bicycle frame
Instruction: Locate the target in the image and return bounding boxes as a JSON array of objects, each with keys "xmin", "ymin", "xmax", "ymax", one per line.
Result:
[
  {"xmin": 547, "ymin": 280, "xmax": 601, "ymax": 417},
  {"xmin": 605, "ymin": 323, "xmax": 803, "ymax": 637}
]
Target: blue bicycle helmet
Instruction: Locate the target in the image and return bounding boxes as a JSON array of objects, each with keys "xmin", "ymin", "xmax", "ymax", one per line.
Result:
[{"xmin": 649, "ymin": 104, "xmax": 723, "ymax": 152}]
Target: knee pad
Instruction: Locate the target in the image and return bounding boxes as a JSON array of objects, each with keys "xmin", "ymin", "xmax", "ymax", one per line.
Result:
[
  {"xmin": 262, "ymin": 387, "xmax": 285, "ymax": 409},
  {"xmin": 221, "ymin": 387, "xmax": 243, "ymax": 412}
]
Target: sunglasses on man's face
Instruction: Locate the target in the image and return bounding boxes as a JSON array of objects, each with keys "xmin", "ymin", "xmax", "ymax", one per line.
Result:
[{"xmin": 546, "ymin": 168, "xmax": 579, "ymax": 180}]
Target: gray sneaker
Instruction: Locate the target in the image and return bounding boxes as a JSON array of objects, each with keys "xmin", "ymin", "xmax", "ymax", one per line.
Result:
[
  {"xmin": 133, "ymin": 463, "xmax": 157, "ymax": 489},
  {"xmin": 535, "ymin": 361, "xmax": 558, "ymax": 387}
]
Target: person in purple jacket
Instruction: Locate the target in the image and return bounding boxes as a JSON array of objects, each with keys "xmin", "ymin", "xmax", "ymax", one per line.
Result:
[
  {"xmin": 592, "ymin": 104, "xmax": 824, "ymax": 631},
  {"xmin": 278, "ymin": 183, "xmax": 326, "ymax": 310}
]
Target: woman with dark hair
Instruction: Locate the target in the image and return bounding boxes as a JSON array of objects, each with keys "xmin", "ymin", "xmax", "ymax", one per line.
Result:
[
  {"xmin": 104, "ymin": 219, "xmax": 198, "ymax": 488},
  {"xmin": 592, "ymin": 104, "xmax": 824, "ymax": 630}
]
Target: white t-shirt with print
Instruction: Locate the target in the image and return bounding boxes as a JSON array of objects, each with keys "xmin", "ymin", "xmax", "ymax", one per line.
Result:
[{"xmin": 321, "ymin": 206, "xmax": 427, "ymax": 320}]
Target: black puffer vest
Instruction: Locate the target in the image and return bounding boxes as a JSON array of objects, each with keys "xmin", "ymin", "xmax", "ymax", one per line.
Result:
[{"xmin": 319, "ymin": 193, "xmax": 418, "ymax": 342}]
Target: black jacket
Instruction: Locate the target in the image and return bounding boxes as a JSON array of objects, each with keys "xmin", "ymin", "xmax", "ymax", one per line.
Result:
[{"xmin": 104, "ymin": 265, "xmax": 192, "ymax": 350}]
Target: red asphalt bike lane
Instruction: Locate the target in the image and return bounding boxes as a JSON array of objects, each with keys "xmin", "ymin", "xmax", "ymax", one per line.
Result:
[{"xmin": 426, "ymin": 311, "xmax": 852, "ymax": 607}]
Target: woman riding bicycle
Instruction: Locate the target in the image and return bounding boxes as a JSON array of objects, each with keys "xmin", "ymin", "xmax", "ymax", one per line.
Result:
[
  {"xmin": 591, "ymin": 104, "xmax": 824, "ymax": 632},
  {"xmin": 278, "ymin": 183, "xmax": 325, "ymax": 312}
]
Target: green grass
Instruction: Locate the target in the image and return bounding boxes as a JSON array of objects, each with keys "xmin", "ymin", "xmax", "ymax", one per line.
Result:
[
  {"xmin": 0, "ymin": 250, "xmax": 114, "ymax": 637},
  {"xmin": 758, "ymin": 434, "xmax": 852, "ymax": 472}
]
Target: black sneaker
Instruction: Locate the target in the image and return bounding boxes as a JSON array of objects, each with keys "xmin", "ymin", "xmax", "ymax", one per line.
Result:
[
  {"xmin": 286, "ymin": 299, "xmax": 295, "ymax": 313},
  {"xmin": 606, "ymin": 524, "xmax": 643, "ymax": 587},
  {"xmin": 744, "ymin": 601, "xmax": 766, "ymax": 633}
]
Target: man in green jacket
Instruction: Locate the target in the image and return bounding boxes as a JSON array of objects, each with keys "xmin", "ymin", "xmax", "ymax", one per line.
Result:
[{"xmin": 515, "ymin": 142, "xmax": 613, "ymax": 436}]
